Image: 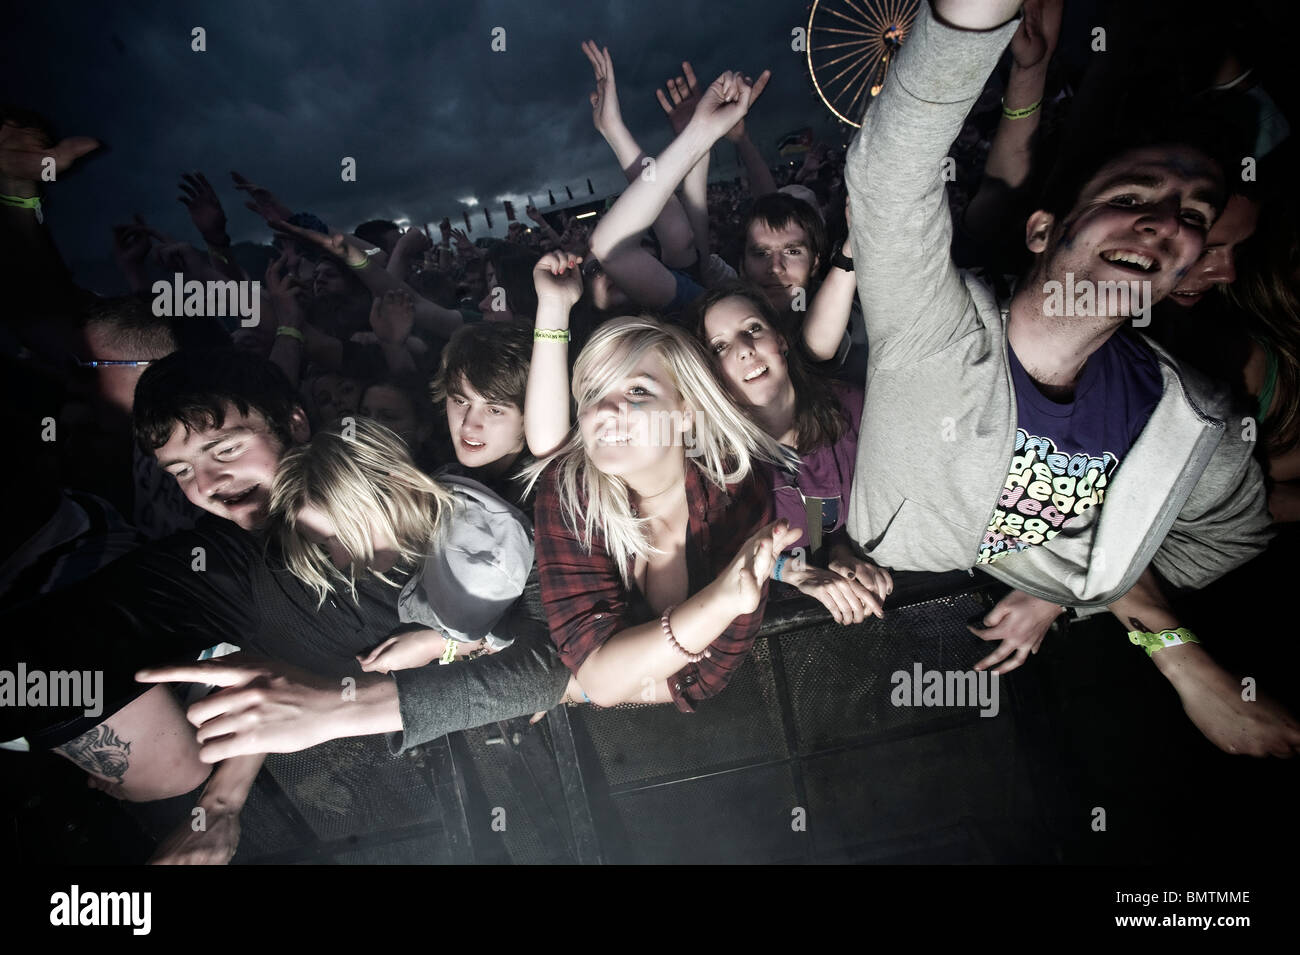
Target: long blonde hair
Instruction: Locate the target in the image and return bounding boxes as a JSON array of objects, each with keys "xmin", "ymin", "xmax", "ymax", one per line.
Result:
[
  {"xmin": 270, "ymin": 417, "xmax": 457, "ymax": 606},
  {"xmin": 524, "ymin": 315, "xmax": 791, "ymax": 586}
]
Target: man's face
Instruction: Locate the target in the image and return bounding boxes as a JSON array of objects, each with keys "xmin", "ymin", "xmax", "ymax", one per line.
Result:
[
  {"xmin": 741, "ymin": 219, "xmax": 816, "ymax": 311},
  {"xmin": 444, "ymin": 379, "xmax": 525, "ymax": 475},
  {"xmin": 1168, "ymin": 194, "xmax": 1260, "ymax": 307},
  {"xmin": 361, "ymin": 384, "xmax": 424, "ymax": 447},
  {"xmin": 1033, "ymin": 145, "xmax": 1223, "ymax": 310},
  {"xmin": 155, "ymin": 405, "xmax": 292, "ymax": 530},
  {"xmin": 311, "ymin": 373, "xmax": 361, "ymax": 426},
  {"xmin": 313, "ymin": 260, "xmax": 351, "ymax": 298}
]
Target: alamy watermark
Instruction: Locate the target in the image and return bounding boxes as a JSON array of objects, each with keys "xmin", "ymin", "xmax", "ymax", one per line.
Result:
[
  {"xmin": 594, "ymin": 403, "xmax": 702, "ymax": 457},
  {"xmin": 0, "ymin": 663, "xmax": 103, "ymax": 717},
  {"xmin": 890, "ymin": 663, "xmax": 999, "ymax": 718},
  {"xmin": 151, "ymin": 272, "xmax": 261, "ymax": 326},
  {"xmin": 1043, "ymin": 273, "xmax": 1151, "ymax": 327}
]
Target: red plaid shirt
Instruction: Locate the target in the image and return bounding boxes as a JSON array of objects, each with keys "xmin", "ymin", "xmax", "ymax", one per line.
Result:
[{"xmin": 533, "ymin": 461, "xmax": 773, "ymax": 712}]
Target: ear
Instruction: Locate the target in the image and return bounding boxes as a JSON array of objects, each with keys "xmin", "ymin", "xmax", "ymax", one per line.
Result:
[
  {"xmin": 288, "ymin": 405, "xmax": 312, "ymax": 444},
  {"xmin": 1025, "ymin": 210, "xmax": 1055, "ymax": 255}
]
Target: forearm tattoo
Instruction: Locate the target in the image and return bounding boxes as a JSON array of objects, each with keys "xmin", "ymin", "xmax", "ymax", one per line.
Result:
[{"xmin": 57, "ymin": 724, "xmax": 132, "ymax": 785}]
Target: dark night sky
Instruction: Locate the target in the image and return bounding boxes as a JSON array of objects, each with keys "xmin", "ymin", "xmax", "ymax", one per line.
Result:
[{"xmin": 8, "ymin": 0, "xmax": 852, "ymax": 291}]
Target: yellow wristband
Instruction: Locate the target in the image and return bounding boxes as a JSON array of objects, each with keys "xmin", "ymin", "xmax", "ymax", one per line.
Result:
[
  {"xmin": 1001, "ymin": 98, "xmax": 1041, "ymax": 120},
  {"xmin": 276, "ymin": 326, "xmax": 305, "ymax": 342},
  {"xmin": 533, "ymin": 328, "xmax": 570, "ymax": 342}
]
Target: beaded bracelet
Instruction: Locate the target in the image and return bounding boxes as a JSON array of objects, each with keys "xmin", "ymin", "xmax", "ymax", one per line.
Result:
[{"xmin": 662, "ymin": 605, "xmax": 710, "ymax": 662}]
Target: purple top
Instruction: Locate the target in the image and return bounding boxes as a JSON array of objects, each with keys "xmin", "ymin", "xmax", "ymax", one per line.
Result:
[
  {"xmin": 978, "ymin": 331, "xmax": 1163, "ymax": 564},
  {"xmin": 768, "ymin": 381, "xmax": 864, "ymax": 553}
]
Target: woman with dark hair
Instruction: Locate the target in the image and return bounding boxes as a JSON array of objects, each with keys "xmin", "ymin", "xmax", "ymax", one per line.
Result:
[
  {"xmin": 693, "ymin": 281, "xmax": 892, "ymax": 624},
  {"xmin": 1224, "ymin": 189, "xmax": 1300, "ymax": 520}
]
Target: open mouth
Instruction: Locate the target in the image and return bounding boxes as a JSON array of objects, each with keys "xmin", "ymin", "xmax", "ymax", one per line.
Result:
[
  {"xmin": 743, "ymin": 364, "xmax": 770, "ymax": 383},
  {"xmin": 216, "ymin": 485, "xmax": 258, "ymax": 508},
  {"xmin": 1100, "ymin": 249, "xmax": 1159, "ymax": 274},
  {"xmin": 596, "ymin": 433, "xmax": 632, "ymax": 446},
  {"xmin": 459, "ymin": 436, "xmax": 486, "ymax": 451}
]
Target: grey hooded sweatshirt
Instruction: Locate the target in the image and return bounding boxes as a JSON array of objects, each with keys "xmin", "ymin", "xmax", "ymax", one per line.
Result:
[{"xmin": 843, "ymin": 4, "xmax": 1272, "ymax": 609}]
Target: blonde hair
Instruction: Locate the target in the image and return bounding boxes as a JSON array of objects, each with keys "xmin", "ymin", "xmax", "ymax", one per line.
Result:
[
  {"xmin": 270, "ymin": 417, "xmax": 457, "ymax": 606},
  {"xmin": 523, "ymin": 315, "xmax": 791, "ymax": 586}
]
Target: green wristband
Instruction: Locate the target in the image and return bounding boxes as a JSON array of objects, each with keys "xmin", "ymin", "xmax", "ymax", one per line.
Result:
[
  {"xmin": 1127, "ymin": 627, "xmax": 1201, "ymax": 657},
  {"xmin": 1001, "ymin": 98, "xmax": 1041, "ymax": 120}
]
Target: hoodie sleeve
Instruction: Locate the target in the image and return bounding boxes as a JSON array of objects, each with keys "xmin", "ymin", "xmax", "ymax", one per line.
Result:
[{"xmin": 1153, "ymin": 428, "xmax": 1273, "ymax": 589}]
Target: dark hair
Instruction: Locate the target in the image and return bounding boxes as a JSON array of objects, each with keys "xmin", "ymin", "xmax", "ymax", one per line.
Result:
[
  {"xmin": 1035, "ymin": 105, "xmax": 1235, "ymax": 226},
  {"xmin": 1225, "ymin": 177, "xmax": 1300, "ymax": 455},
  {"xmin": 485, "ymin": 243, "xmax": 541, "ymax": 320},
  {"xmin": 430, "ymin": 319, "xmax": 532, "ymax": 410},
  {"xmin": 690, "ymin": 281, "xmax": 847, "ymax": 455},
  {"xmin": 354, "ymin": 219, "xmax": 400, "ymax": 250},
  {"xmin": 742, "ymin": 193, "xmax": 829, "ymax": 281},
  {"xmin": 82, "ymin": 296, "xmax": 179, "ymax": 358},
  {"xmin": 133, "ymin": 348, "xmax": 302, "ymax": 453},
  {"xmin": 362, "ymin": 371, "xmax": 438, "ymax": 431}
]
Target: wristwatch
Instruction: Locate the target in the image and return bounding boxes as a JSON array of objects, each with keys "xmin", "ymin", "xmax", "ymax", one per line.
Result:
[{"xmin": 831, "ymin": 250, "xmax": 854, "ymax": 273}]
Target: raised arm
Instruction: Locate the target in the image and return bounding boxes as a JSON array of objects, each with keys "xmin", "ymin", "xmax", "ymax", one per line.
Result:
[
  {"xmin": 272, "ymin": 219, "xmax": 466, "ymax": 339},
  {"xmin": 584, "ymin": 40, "xmax": 697, "ymax": 270},
  {"xmin": 844, "ymin": 0, "xmax": 1020, "ymax": 366},
  {"xmin": 802, "ymin": 193, "xmax": 860, "ymax": 361},
  {"xmin": 589, "ymin": 69, "xmax": 769, "ymax": 309},
  {"xmin": 525, "ymin": 252, "xmax": 582, "ymax": 457},
  {"xmin": 961, "ymin": 0, "xmax": 1062, "ymax": 247}
]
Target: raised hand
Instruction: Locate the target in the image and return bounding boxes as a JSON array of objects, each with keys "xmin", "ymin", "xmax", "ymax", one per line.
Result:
[
  {"xmin": 582, "ymin": 39, "xmax": 625, "ymax": 138},
  {"xmin": 177, "ymin": 171, "xmax": 229, "ymax": 246},
  {"xmin": 450, "ymin": 227, "xmax": 477, "ymax": 258},
  {"xmin": 525, "ymin": 203, "xmax": 547, "ymax": 225},
  {"xmin": 264, "ymin": 250, "xmax": 306, "ymax": 318},
  {"xmin": 533, "ymin": 250, "xmax": 584, "ymax": 309},
  {"xmin": 691, "ymin": 70, "xmax": 771, "ymax": 141},
  {"xmin": 231, "ymin": 170, "xmax": 293, "ymax": 223},
  {"xmin": 655, "ymin": 61, "xmax": 702, "ymax": 135},
  {"xmin": 370, "ymin": 289, "xmax": 416, "ymax": 344},
  {"xmin": 1011, "ymin": 0, "xmax": 1064, "ymax": 72},
  {"xmin": 0, "ymin": 119, "xmax": 99, "ymax": 192}
]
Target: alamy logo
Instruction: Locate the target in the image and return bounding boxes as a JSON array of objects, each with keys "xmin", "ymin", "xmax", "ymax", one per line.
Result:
[
  {"xmin": 151, "ymin": 273, "xmax": 261, "ymax": 326},
  {"xmin": 890, "ymin": 664, "xmax": 999, "ymax": 718},
  {"xmin": 1043, "ymin": 273, "xmax": 1151, "ymax": 326},
  {"xmin": 0, "ymin": 663, "xmax": 102, "ymax": 717},
  {"xmin": 50, "ymin": 885, "xmax": 151, "ymax": 935}
]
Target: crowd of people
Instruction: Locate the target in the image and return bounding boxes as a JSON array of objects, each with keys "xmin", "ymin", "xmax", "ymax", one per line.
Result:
[{"xmin": 2, "ymin": 0, "xmax": 1298, "ymax": 864}]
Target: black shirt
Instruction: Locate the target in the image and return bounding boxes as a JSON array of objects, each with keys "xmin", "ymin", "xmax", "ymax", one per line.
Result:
[{"xmin": 1, "ymin": 514, "xmax": 409, "ymax": 747}]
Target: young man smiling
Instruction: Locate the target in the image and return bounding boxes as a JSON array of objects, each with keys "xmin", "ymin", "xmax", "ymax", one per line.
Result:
[
  {"xmin": 839, "ymin": 0, "xmax": 1299, "ymax": 756},
  {"xmin": 0, "ymin": 348, "xmax": 571, "ymax": 863}
]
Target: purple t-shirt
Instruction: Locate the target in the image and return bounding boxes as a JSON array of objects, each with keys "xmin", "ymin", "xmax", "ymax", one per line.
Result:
[
  {"xmin": 770, "ymin": 381, "xmax": 864, "ymax": 553},
  {"xmin": 977, "ymin": 332, "xmax": 1162, "ymax": 564}
]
